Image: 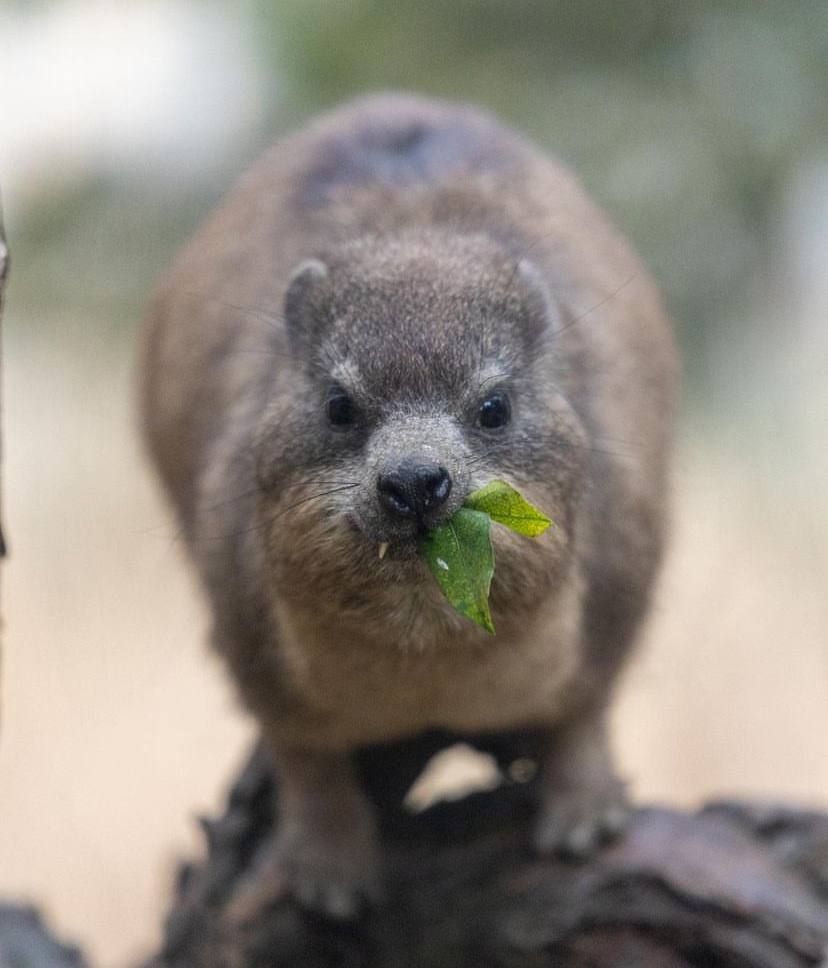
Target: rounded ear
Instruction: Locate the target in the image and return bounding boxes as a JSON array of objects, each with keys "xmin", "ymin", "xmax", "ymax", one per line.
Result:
[
  {"xmin": 513, "ymin": 258, "xmax": 561, "ymax": 340},
  {"xmin": 284, "ymin": 258, "xmax": 330, "ymax": 354}
]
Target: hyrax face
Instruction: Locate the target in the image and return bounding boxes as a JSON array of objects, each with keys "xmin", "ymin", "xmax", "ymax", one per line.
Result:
[{"xmin": 255, "ymin": 230, "xmax": 586, "ymax": 610}]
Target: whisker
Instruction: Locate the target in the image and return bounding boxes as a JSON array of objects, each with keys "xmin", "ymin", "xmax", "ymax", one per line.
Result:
[
  {"xmin": 181, "ymin": 290, "xmax": 286, "ymax": 334},
  {"xmin": 502, "ymin": 229, "xmax": 637, "ymax": 343},
  {"xmin": 193, "ymin": 483, "xmax": 360, "ymax": 548},
  {"xmin": 289, "ymin": 478, "xmax": 361, "ymax": 487},
  {"xmin": 270, "ymin": 483, "xmax": 361, "ymax": 522},
  {"xmin": 201, "ymin": 478, "xmax": 361, "ymax": 513},
  {"xmin": 476, "ymin": 370, "xmax": 511, "ymax": 392},
  {"xmin": 502, "ymin": 228, "xmax": 561, "ymax": 297},
  {"xmin": 200, "ymin": 485, "xmax": 262, "ymax": 512},
  {"xmin": 552, "ymin": 272, "xmax": 638, "ymax": 340},
  {"xmin": 194, "ymin": 519, "xmax": 271, "ymax": 553}
]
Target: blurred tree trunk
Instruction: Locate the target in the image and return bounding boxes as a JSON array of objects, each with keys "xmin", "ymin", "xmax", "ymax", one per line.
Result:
[
  {"xmin": 0, "ymin": 203, "xmax": 7, "ymax": 718},
  {"xmin": 146, "ymin": 741, "xmax": 828, "ymax": 968},
  {"xmin": 0, "ymin": 204, "xmax": 6, "ymax": 562}
]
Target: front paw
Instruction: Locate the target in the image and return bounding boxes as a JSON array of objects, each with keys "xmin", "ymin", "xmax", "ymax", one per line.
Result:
[
  {"xmin": 533, "ymin": 781, "xmax": 631, "ymax": 859},
  {"xmin": 225, "ymin": 826, "xmax": 382, "ymax": 926},
  {"xmin": 277, "ymin": 823, "xmax": 383, "ymax": 919}
]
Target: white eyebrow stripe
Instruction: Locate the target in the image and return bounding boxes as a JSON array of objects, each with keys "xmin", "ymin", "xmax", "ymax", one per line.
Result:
[
  {"xmin": 476, "ymin": 363, "xmax": 511, "ymax": 392},
  {"xmin": 329, "ymin": 359, "xmax": 364, "ymax": 393}
]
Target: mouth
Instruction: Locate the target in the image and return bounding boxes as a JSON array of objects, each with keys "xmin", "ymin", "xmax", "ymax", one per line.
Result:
[
  {"xmin": 376, "ymin": 538, "xmax": 423, "ymax": 562},
  {"xmin": 345, "ymin": 513, "xmax": 426, "ymax": 563}
]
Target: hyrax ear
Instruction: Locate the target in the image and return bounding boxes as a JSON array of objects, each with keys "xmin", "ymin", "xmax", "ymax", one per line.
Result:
[
  {"xmin": 512, "ymin": 258, "xmax": 561, "ymax": 344},
  {"xmin": 284, "ymin": 258, "xmax": 330, "ymax": 355}
]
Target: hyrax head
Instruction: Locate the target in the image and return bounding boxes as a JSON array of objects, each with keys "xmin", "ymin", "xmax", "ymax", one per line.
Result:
[{"xmin": 257, "ymin": 229, "xmax": 584, "ymax": 567}]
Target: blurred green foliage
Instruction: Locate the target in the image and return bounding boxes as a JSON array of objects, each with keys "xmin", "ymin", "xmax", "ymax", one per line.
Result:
[
  {"xmin": 11, "ymin": 176, "xmax": 219, "ymax": 330},
  {"xmin": 8, "ymin": 0, "xmax": 828, "ymax": 379},
  {"xmin": 254, "ymin": 0, "xmax": 828, "ymax": 369}
]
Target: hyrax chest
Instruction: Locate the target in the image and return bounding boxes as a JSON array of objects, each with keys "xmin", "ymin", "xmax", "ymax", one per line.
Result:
[{"xmin": 272, "ymin": 580, "xmax": 584, "ymax": 747}]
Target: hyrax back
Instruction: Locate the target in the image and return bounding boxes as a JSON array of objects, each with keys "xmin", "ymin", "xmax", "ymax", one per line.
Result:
[{"xmin": 141, "ymin": 94, "xmax": 677, "ymax": 918}]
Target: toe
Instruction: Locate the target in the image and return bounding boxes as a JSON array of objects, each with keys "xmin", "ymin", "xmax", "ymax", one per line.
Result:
[{"xmin": 534, "ymin": 791, "xmax": 632, "ymax": 859}]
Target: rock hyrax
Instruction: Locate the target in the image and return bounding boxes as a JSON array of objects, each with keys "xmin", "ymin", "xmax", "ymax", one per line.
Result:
[{"xmin": 140, "ymin": 94, "xmax": 678, "ymax": 918}]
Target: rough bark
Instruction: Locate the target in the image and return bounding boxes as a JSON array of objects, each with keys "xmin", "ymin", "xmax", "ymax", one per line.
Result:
[{"xmin": 146, "ymin": 740, "xmax": 828, "ymax": 968}]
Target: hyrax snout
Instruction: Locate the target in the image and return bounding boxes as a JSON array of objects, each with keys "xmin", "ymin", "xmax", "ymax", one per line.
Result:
[
  {"xmin": 360, "ymin": 416, "xmax": 471, "ymax": 546},
  {"xmin": 377, "ymin": 461, "xmax": 452, "ymax": 522},
  {"xmin": 140, "ymin": 93, "xmax": 678, "ymax": 920}
]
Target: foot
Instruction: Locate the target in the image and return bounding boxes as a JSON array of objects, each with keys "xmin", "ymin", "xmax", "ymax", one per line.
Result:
[
  {"xmin": 225, "ymin": 745, "xmax": 382, "ymax": 925},
  {"xmin": 533, "ymin": 779, "xmax": 630, "ymax": 858},
  {"xmin": 226, "ymin": 822, "xmax": 381, "ymax": 924},
  {"xmin": 532, "ymin": 713, "xmax": 631, "ymax": 859}
]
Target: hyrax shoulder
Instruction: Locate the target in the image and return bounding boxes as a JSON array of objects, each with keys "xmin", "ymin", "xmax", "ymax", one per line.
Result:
[{"xmin": 140, "ymin": 94, "xmax": 678, "ymax": 918}]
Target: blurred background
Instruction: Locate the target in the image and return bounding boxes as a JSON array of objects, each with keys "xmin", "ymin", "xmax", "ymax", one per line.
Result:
[{"xmin": 0, "ymin": 0, "xmax": 826, "ymax": 963}]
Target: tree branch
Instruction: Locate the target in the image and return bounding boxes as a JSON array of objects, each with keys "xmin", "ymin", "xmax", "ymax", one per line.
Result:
[{"xmin": 146, "ymin": 741, "xmax": 828, "ymax": 968}]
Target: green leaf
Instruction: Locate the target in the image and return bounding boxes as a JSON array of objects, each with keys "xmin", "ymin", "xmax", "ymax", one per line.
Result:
[
  {"xmin": 464, "ymin": 480, "xmax": 552, "ymax": 536},
  {"xmin": 420, "ymin": 482, "xmax": 551, "ymax": 633},
  {"xmin": 422, "ymin": 508, "xmax": 495, "ymax": 634}
]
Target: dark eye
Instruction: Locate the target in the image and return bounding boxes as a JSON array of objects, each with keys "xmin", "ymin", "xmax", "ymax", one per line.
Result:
[
  {"xmin": 478, "ymin": 392, "xmax": 511, "ymax": 430},
  {"xmin": 326, "ymin": 389, "xmax": 356, "ymax": 427}
]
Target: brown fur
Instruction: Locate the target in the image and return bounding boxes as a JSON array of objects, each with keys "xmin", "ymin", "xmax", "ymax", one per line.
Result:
[{"xmin": 140, "ymin": 94, "xmax": 678, "ymax": 917}]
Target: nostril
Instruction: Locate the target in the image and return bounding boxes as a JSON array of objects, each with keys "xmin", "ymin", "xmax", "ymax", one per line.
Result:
[
  {"xmin": 378, "ymin": 462, "xmax": 453, "ymax": 523},
  {"xmin": 377, "ymin": 472, "xmax": 415, "ymax": 518},
  {"xmin": 419, "ymin": 465, "xmax": 452, "ymax": 509}
]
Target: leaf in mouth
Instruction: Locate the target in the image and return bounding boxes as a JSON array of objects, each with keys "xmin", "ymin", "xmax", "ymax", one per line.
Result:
[
  {"xmin": 421, "ymin": 508, "xmax": 495, "ymax": 634},
  {"xmin": 463, "ymin": 480, "xmax": 552, "ymax": 536},
  {"xmin": 421, "ymin": 481, "xmax": 552, "ymax": 634}
]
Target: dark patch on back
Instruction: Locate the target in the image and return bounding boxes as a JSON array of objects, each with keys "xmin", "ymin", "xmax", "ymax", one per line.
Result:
[{"xmin": 300, "ymin": 115, "xmax": 504, "ymax": 207}]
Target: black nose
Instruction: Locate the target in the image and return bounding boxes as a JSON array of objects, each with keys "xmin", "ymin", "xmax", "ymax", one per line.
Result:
[{"xmin": 377, "ymin": 462, "xmax": 452, "ymax": 523}]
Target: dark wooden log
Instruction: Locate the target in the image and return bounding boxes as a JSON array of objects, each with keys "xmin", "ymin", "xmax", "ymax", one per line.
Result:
[{"xmin": 146, "ymin": 741, "xmax": 828, "ymax": 968}]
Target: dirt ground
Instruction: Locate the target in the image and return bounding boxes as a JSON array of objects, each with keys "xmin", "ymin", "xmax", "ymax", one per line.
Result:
[{"xmin": 1, "ymin": 321, "xmax": 826, "ymax": 967}]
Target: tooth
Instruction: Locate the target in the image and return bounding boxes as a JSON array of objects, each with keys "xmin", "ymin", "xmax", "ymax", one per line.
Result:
[{"xmin": 378, "ymin": 542, "xmax": 389, "ymax": 560}]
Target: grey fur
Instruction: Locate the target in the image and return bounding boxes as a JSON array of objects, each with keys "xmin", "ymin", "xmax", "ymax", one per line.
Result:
[{"xmin": 139, "ymin": 94, "xmax": 678, "ymax": 919}]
